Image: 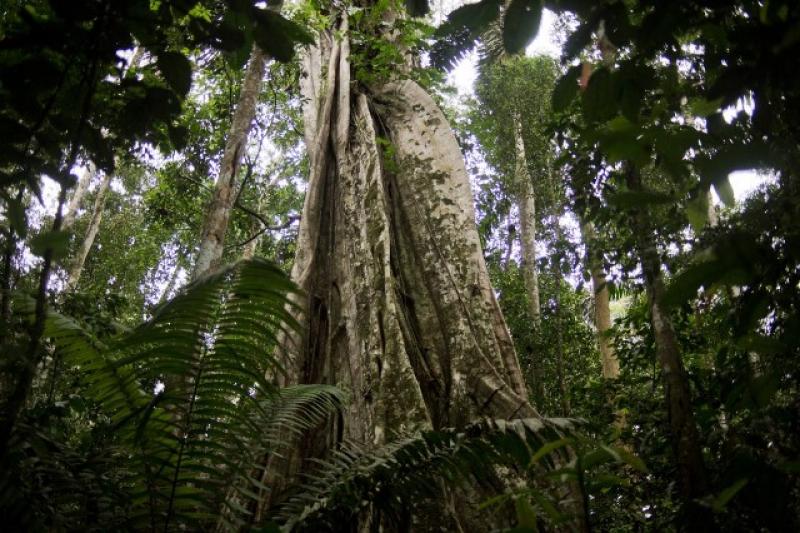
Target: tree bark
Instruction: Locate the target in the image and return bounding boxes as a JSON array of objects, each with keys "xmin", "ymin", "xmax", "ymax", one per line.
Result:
[
  {"xmin": 625, "ymin": 165, "xmax": 714, "ymax": 529},
  {"xmin": 514, "ymin": 118, "xmax": 541, "ymax": 327},
  {"xmin": 66, "ymin": 172, "xmax": 112, "ymax": 290},
  {"xmin": 512, "ymin": 114, "xmax": 545, "ymax": 404},
  {"xmin": 62, "ymin": 163, "xmax": 94, "ymax": 230},
  {"xmin": 192, "ymin": 45, "xmax": 268, "ymax": 279},
  {"xmin": 581, "ymin": 221, "xmax": 619, "ymax": 379},
  {"xmin": 552, "ymin": 220, "xmax": 570, "ymax": 416},
  {"xmin": 267, "ymin": 20, "xmax": 548, "ymax": 527},
  {"xmin": 286, "ymin": 13, "xmax": 534, "ymax": 437}
]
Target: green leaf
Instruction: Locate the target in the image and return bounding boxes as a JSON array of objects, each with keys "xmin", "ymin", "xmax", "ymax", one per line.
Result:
[
  {"xmin": 607, "ymin": 190, "xmax": 674, "ymax": 209},
  {"xmin": 696, "ymin": 141, "xmax": 771, "ymax": 189},
  {"xmin": 688, "ymin": 96, "xmax": 723, "ymax": 117},
  {"xmin": 596, "ymin": 116, "xmax": 649, "ymax": 166},
  {"xmin": 253, "ymin": 10, "xmax": 314, "ymax": 63},
  {"xmin": 503, "ymin": 0, "xmax": 543, "ymax": 55},
  {"xmin": 168, "ymin": 124, "xmax": 189, "ymax": 150},
  {"xmin": 711, "ymin": 478, "xmax": 748, "ymax": 512},
  {"xmin": 432, "ymin": 0, "xmax": 502, "ymax": 73},
  {"xmin": 5, "ymin": 196, "xmax": 27, "ymax": 237},
  {"xmin": 580, "ymin": 447, "xmax": 616, "ymax": 470},
  {"xmin": 157, "ymin": 52, "xmax": 193, "ymax": 97},
  {"xmin": 530, "ymin": 489, "xmax": 564, "ymax": 523},
  {"xmin": 30, "ymin": 230, "xmax": 70, "ymax": 259},
  {"xmin": 713, "ymin": 175, "xmax": 736, "ymax": 207},
  {"xmin": 529, "ymin": 438, "xmax": 571, "ymax": 467},
  {"xmin": 750, "ymin": 373, "xmax": 779, "ymax": 408},
  {"xmin": 405, "ymin": 0, "xmax": 429, "ymax": 17},
  {"xmin": 737, "ymin": 334, "xmax": 784, "ymax": 355},
  {"xmin": 515, "ymin": 497, "xmax": 538, "ymax": 530},
  {"xmin": 686, "ymin": 193, "xmax": 709, "ymax": 231},
  {"xmin": 610, "ymin": 446, "xmax": 647, "ymax": 473},
  {"xmin": 551, "ymin": 65, "xmax": 581, "ymax": 112},
  {"xmin": 778, "ymin": 461, "xmax": 800, "ymax": 474},
  {"xmin": 663, "ymin": 260, "xmax": 722, "ymax": 307},
  {"xmin": 582, "ymin": 67, "xmax": 617, "ymax": 123}
]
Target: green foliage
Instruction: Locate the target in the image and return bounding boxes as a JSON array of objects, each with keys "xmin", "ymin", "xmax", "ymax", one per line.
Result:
[
  {"xmin": 2, "ymin": 258, "xmax": 345, "ymax": 531},
  {"xmin": 431, "ymin": 0, "xmax": 502, "ymax": 70},
  {"xmin": 472, "ymin": 55, "xmax": 559, "ymax": 202},
  {"xmin": 441, "ymin": 0, "xmax": 800, "ymax": 528},
  {"xmin": 274, "ymin": 417, "xmax": 578, "ymax": 530},
  {"xmin": 502, "ymin": 0, "xmax": 543, "ymax": 55},
  {"xmin": 2, "ymin": 0, "xmax": 800, "ymax": 530}
]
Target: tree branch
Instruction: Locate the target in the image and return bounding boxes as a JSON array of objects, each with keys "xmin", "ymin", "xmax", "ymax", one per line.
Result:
[{"xmin": 228, "ymin": 213, "xmax": 300, "ymax": 249}]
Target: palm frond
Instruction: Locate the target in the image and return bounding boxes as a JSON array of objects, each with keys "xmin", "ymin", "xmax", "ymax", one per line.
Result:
[{"xmin": 273, "ymin": 417, "xmax": 579, "ymax": 530}]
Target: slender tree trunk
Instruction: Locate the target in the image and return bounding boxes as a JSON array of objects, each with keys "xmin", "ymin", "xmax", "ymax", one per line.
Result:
[
  {"xmin": 0, "ymin": 189, "xmax": 22, "ymax": 345},
  {"xmin": 513, "ymin": 114, "xmax": 545, "ymax": 404},
  {"xmin": 192, "ymin": 45, "xmax": 268, "ymax": 279},
  {"xmin": 625, "ymin": 165, "xmax": 714, "ymax": 529},
  {"xmin": 581, "ymin": 221, "xmax": 619, "ymax": 379},
  {"xmin": 514, "ymin": 119, "xmax": 541, "ymax": 326},
  {"xmin": 0, "ymin": 184, "xmax": 68, "ymax": 462},
  {"xmin": 553, "ymin": 221, "xmax": 570, "ymax": 416},
  {"xmin": 62, "ymin": 163, "xmax": 94, "ymax": 230},
  {"xmin": 0, "ymin": 229, "xmax": 15, "ymax": 334},
  {"xmin": 240, "ymin": 173, "xmax": 281, "ymax": 260},
  {"xmin": 554, "ymin": 257, "xmax": 570, "ymax": 416},
  {"xmin": 66, "ymin": 172, "xmax": 111, "ymax": 290},
  {"xmin": 502, "ymin": 222, "xmax": 515, "ymax": 268}
]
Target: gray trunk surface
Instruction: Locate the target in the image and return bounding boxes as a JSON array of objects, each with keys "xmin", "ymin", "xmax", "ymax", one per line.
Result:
[
  {"xmin": 193, "ymin": 45, "xmax": 268, "ymax": 279},
  {"xmin": 285, "ymin": 20, "xmax": 535, "ymax": 450},
  {"xmin": 66, "ymin": 172, "xmax": 112, "ymax": 290}
]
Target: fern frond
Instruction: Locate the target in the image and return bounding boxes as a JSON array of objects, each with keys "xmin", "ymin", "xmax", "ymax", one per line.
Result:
[
  {"xmin": 274, "ymin": 417, "xmax": 579, "ymax": 530},
  {"xmin": 218, "ymin": 384, "xmax": 346, "ymax": 531},
  {"xmin": 45, "ymin": 258, "xmax": 337, "ymax": 531},
  {"xmin": 431, "ymin": 0, "xmax": 503, "ymax": 70}
]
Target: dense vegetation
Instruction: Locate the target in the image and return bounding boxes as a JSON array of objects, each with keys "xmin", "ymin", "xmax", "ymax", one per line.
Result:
[{"xmin": 1, "ymin": 0, "xmax": 798, "ymax": 530}]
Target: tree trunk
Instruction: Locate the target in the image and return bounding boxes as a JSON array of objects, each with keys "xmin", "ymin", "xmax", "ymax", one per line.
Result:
[
  {"xmin": 554, "ymin": 257, "xmax": 570, "ymax": 416},
  {"xmin": 269, "ymin": 18, "xmax": 546, "ymax": 527},
  {"xmin": 552, "ymin": 220, "xmax": 570, "ymax": 416},
  {"xmin": 581, "ymin": 222, "xmax": 619, "ymax": 379},
  {"xmin": 256, "ymin": 20, "xmax": 547, "ymax": 528},
  {"xmin": 288, "ymin": 12, "xmax": 534, "ymax": 434},
  {"xmin": 625, "ymin": 165, "xmax": 714, "ymax": 529},
  {"xmin": 514, "ymin": 119, "xmax": 541, "ymax": 327},
  {"xmin": 502, "ymin": 222, "xmax": 515, "ymax": 268},
  {"xmin": 192, "ymin": 45, "xmax": 268, "ymax": 279},
  {"xmin": 62, "ymin": 163, "xmax": 94, "ymax": 230},
  {"xmin": 66, "ymin": 173, "xmax": 111, "ymax": 290},
  {"xmin": 513, "ymin": 114, "xmax": 545, "ymax": 404}
]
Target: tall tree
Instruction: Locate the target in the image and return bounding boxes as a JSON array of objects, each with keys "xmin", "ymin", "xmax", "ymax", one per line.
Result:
[
  {"xmin": 472, "ymin": 56, "xmax": 559, "ymax": 402},
  {"xmin": 62, "ymin": 163, "xmax": 94, "ymax": 230},
  {"xmin": 192, "ymin": 44, "xmax": 269, "ymax": 279},
  {"xmin": 65, "ymin": 173, "xmax": 112, "ymax": 290},
  {"xmin": 625, "ymin": 164, "xmax": 712, "ymax": 527},
  {"xmin": 581, "ymin": 221, "xmax": 619, "ymax": 379},
  {"xmin": 280, "ymin": 4, "xmax": 536, "ymax": 502}
]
